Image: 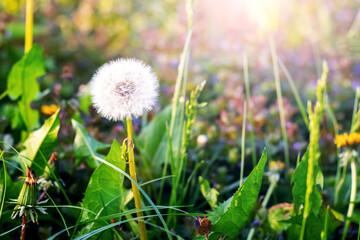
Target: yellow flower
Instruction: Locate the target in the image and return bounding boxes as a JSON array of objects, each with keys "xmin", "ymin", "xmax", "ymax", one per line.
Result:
[
  {"xmin": 334, "ymin": 132, "xmax": 360, "ymax": 148},
  {"xmin": 41, "ymin": 104, "xmax": 59, "ymax": 115},
  {"xmin": 269, "ymin": 160, "xmax": 285, "ymax": 172}
]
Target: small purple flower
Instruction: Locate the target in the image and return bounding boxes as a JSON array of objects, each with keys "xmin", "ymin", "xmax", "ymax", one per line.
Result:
[{"xmin": 293, "ymin": 142, "xmax": 302, "ymax": 152}]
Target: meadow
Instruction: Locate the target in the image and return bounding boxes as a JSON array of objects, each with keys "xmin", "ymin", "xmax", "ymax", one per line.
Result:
[{"xmin": 0, "ymin": 0, "xmax": 360, "ymax": 239}]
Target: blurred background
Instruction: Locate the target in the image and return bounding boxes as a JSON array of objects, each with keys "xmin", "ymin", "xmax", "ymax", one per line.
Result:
[
  {"xmin": 1, "ymin": 1, "xmax": 360, "ymax": 238},
  {"xmin": 1, "ymin": 0, "xmax": 360, "ymax": 211}
]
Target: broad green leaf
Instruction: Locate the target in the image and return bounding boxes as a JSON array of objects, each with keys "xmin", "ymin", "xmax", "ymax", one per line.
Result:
[
  {"xmin": 199, "ymin": 176, "xmax": 218, "ymax": 211},
  {"xmin": 20, "ymin": 109, "xmax": 60, "ymax": 176},
  {"xmin": 7, "ymin": 45, "xmax": 45, "ymax": 131},
  {"xmin": 0, "ymin": 152, "xmax": 7, "ymax": 221},
  {"xmin": 72, "ymin": 119, "xmax": 109, "ymax": 168},
  {"xmin": 209, "ymin": 149, "xmax": 268, "ymax": 239},
  {"xmin": 80, "ymin": 140, "xmax": 129, "ymax": 238},
  {"xmin": 291, "ymin": 149, "xmax": 322, "ymax": 215}
]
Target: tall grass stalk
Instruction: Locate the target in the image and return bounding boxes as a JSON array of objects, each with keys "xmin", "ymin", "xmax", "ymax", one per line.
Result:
[
  {"xmin": 300, "ymin": 62, "xmax": 327, "ymax": 240},
  {"xmin": 341, "ymin": 157, "xmax": 357, "ymax": 240},
  {"xmin": 25, "ymin": 0, "xmax": 34, "ymax": 53},
  {"xmin": 126, "ymin": 119, "xmax": 148, "ymax": 240},
  {"xmin": 243, "ymin": 53, "xmax": 257, "ymax": 166},
  {"xmin": 278, "ymin": 59, "xmax": 309, "ymax": 129},
  {"xmin": 270, "ymin": 38, "xmax": 290, "ymax": 168},
  {"xmin": 240, "ymin": 102, "xmax": 247, "ymax": 187},
  {"xmin": 165, "ymin": 0, "xmax": 194, "ymax": 226}
]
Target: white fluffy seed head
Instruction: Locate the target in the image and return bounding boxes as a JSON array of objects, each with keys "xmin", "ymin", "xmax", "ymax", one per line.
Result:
[{"xmin": 90, "ymin": 58, "xmax": 159, "ymax": 121}]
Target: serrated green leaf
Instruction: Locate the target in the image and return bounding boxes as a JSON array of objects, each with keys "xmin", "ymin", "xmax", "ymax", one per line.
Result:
[
  {"xmin": 20, "ymin": 109, "xmax": 60, "ymax": 176},
  {"xmin": 209, "ymin": 149, "xmax": 267, "ymax": 239},
  {"xmin": 72, "ymin": 119, "xmax": 109, "ymax": 168},
  {"xmin": 291, "ymin": 149, "xmax": 322, "ymax": 215},
  {"xmin": 199, "ymin": 176, "xmax": 218, "ymax": 211},
  {"xmin": 7, "ymin": 45, "xmax": 45, "ymax": 131},
  {"xmin": 80, "ymin": 140, "xmax": 129, "ymax": 238}
]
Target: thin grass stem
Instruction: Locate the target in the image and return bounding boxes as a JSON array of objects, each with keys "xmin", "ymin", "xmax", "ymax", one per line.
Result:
[
  {"xmin": 243, "ymin": 53, "xmax": 257, "ymax": 166},
  {"xmin": 240, "ymin": 102, "xmax": 247, "ymax": 187},
  {"xmin": 342, "ymin": 157, "xmax": 357, "ymax": 240},
  {"xmin": 270, "ymin": 38, "xmax": 290, "ymax": 168}
]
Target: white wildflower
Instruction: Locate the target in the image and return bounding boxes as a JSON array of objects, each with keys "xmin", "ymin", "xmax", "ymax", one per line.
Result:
[{"xmin": 90, "ymin": 58, "xmax": 159, "ymax": 121}]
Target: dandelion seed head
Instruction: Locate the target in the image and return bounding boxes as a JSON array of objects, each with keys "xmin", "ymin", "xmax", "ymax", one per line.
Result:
[{"xmin": 90, "ymin": 58, "xmax": 159, "ymax": 121}]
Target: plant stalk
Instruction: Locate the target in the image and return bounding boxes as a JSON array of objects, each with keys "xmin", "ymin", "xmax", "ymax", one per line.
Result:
[
  {"xmin": 21, "ymin": 214, "xmax": 26, "ymax": 240},
  {"xmin": 342, "ymin": 157, "xmax": 357, "ymax": 240},
  {"xmin": 25, "ymin": 0, "xmax": 34, "ymax": 53},
  {"xmin": 126, "ymin": 118, "xmax": 148, "ymax": 240}
]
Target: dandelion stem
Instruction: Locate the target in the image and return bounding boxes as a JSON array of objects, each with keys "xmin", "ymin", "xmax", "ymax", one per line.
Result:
[
  {"xmin": 126, "ymin": 118, "xmax": 148, "ymax": 240},
  {"xmin": 334, "ymin": 161, "xmax": 348, "ymax": 206},
  {"xmin": 21, "ymin": 214, "xmax": 26, "ymax": 240},
  {"xmin": 342, "ymin": 157, "xmax": 357, "ymax": 240},
  {"xmin": 25, "ymin": 0, "xmax": 34, "ymax": 53}
]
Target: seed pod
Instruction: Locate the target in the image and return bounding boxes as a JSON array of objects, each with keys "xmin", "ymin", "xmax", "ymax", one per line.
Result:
[{"xmin": 17, "ymin": 166, "xmax": 37, "ymax": 206}]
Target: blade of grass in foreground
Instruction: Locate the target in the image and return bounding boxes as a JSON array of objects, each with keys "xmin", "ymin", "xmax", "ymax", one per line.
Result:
[
  {"xmin": 278, "ymin": 58, "xmax": 309, "ymax": 129},
  {"xmin": 93, "ymin": 155, "xmax": 172, "ymax": 240},
  {"xmin": 240, "ymin": 102, "xmax": 247, "ymax": 187},
  {"xmin": 243, "ymin": 53, "xmax": 257, "ymax": 166},
  {"xmin": 270, "ymin": 38, "xmax": 290, "ymax": 168}
]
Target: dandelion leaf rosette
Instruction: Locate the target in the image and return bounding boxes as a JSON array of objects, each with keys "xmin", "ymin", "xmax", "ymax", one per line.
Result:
[
  {"xmin": 208, "ymin": 149, "xmax": 267, "ymax": 239},
  {"xmin": 79, "ymin": 140, "xmax": 129, "ymax": 238},
  {"xmin": 71, "ymin": 119, "xmax": 109, "ymax": 168},
  {"xmin": 7, "ymin": 45, "xmax": 45, "ymax": 131},
  {"xmin": 20, "ymin": 109, "xmax": 60, "ymax": 176}
]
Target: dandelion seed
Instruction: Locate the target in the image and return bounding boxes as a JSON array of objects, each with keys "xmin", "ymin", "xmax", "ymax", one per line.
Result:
[{"xmin": 90, "ymin": 58, "xmax": 159, "ymax": 121}]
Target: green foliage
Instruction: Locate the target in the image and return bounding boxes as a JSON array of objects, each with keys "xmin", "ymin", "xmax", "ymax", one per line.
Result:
[
  {"xmin": 72, "ymin": 119, "xmax": 109, "ymax": 168},
  {"xmin": 285, "ymin": 205, "xmax": 343, "ymax": 239},
  {"xmin": 7, "ymin": 45, "xmax": 45, "ymax": 131},
  {"xmin": 136, "ymin": 105, "xmax": 171, "ymax": 172},
  {"xmin": 19, "ymin": 109, "xmax": 60, "ymax": 175},
  {"xmin": 291, "ymin": 149, "xmax": 323, "ymax": 215},
  {"xmin": 208, "ymin": 149, "xmax": 267, "ymax": 239},
  {"xmin": 199, "ymin": 176, "xmax": 218, "ymax": 211},
  {"xmin": 0, "ymin": 152, "xmax": 7, "ymax": 221},
  {"xmin": 80, "ymin": 140, "xmax": 130, "ymax": 238}
]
